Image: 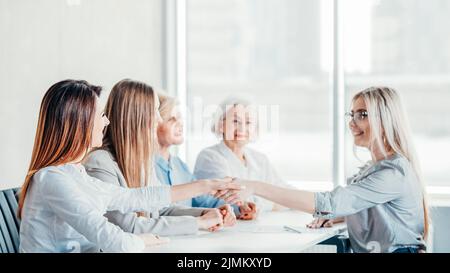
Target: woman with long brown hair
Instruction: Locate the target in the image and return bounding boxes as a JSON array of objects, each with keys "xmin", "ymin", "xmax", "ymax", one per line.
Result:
[
  {"xmin": 18, "ymin": 80, "xmax": 237, "ymax": 253},
  {"xmin": 84, "ymin": 79, "xmax": 234, "ymax": 236}
]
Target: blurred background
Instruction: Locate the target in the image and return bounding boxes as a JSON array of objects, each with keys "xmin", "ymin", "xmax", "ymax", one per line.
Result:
[
  {"xmin": 185, "ymin": 0, "xmax": 450, "ymax": 192},
  {"xmin": 1, "ymin": 0, "xmax": 450, "ymax": 251}
]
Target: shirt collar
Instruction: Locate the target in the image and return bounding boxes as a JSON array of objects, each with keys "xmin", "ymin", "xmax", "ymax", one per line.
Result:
[
  {"xmin": 156, "ymin": 154, "xmax": 172, "ymax": 172},
  {"xmin": 218, "ymin": 141, "xmax": 250, "ymax": 167}
]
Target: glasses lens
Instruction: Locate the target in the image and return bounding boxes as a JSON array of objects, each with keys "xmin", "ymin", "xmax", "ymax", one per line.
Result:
[
  {"xmin": 344, "ymin": 113, "xmax": 353, "ymax": 123},
  {"xmin": 355, "ymin": 111, "xmax": 368, "ymax": 122}
]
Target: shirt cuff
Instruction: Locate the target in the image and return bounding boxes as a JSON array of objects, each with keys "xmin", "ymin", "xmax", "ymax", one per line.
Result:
[
  {"xmin": 232, "ymin": 204, "xmax": 241, "ymax": 216},
  {"xmin": 144, "ymin": 185, "xmax": 172, "ymax": 210},
  {"xmin": 119, "ymin": 233, "xmax": 146, "ymax": 253},
  {"xmin": 180, "ymin": 216, "xmax": 200, "ymax": 234},
  {"xmin": 314, "ymin": 192, "xmax": 334, "ymax": 219},
  {"xmin": 177, "ymin": 207, "xmax": 206, "ymax": 217}
]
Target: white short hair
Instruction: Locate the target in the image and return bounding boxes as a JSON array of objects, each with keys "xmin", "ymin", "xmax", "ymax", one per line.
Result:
[{"xmin": 211, "ymin": 95, "xmax": 258, "ymax": 138}]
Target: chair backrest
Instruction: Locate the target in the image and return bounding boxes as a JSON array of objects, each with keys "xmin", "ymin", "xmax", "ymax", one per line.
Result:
[{"xmin": 0, "ymin": 188, "xmax": 21, "ymax": 253}]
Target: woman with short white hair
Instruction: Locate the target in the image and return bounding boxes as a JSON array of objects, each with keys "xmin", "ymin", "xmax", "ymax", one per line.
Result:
[{"xmin": 194, "ymin": 96, "xmax": 290, "ymax": 220}]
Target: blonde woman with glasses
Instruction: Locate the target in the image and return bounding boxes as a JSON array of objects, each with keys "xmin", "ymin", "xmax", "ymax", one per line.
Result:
[{"xmin": 215, "ymin": 87, "xmax": 429, "ymax": 253}]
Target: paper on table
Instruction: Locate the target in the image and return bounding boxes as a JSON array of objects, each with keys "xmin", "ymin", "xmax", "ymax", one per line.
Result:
[
  {"xmin": 228, "ymin": 223, "xmax": 341, "ymax": 234},
  {"xmin": 284, "ymin": 226, "xmax": 333, "ymax": 234},
  {"xmin": 284, "ymin": 224, "xmax": 347, "ymax": 235},
  {"xmin": 234, "ymin": 225, "xmax": 286, "ymax": 233}
]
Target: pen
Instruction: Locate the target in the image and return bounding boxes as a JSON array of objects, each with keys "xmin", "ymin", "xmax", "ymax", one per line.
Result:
[
  {"xmin": 284, "ymin": 225, "xmax": 347, "ymax": 235},
  {"xmin": 283, "ymin": 225, "xmax": 303, "ymax": 234}
]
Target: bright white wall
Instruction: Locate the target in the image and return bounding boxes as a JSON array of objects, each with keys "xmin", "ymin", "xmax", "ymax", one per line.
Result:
[{"xmin": 0, "ymin": 0, "xmax": 164, "ymax": 190}]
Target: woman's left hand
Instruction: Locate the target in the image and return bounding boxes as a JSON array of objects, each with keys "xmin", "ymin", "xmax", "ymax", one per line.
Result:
[
  {"xmin": 214, "ymin": 179, "xmax": 253, "ymax": 205},
  {"xmin": 306, "ymin": 218, "xmax": 333, "ymax": 229},
  {"xmin": 238, "ymin": 202, "xmax": 257, "ymax": 220},
  {"xmin": 218, "ymin": 204, "xmax": 237, "ymax": 227},
  {"xmin": 206, "ymin": 177, "xmax": 242, "ymax": 195}
]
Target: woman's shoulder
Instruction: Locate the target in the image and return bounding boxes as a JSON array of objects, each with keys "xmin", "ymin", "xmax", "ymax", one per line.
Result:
[
  {"xmin": 34, "ymin": 164, "xmax": 72, "ymax": 179},
  {"xmin": 171, "ymin": 155, "xmax": 190, "ymax": 169},
  {"xmin": 197, "ymin": 143, "xmax": 226, "ymax": 159},
  {"xmin": 379, "ymin": 154, "xmax": 411, "ymax": 174},
  {"xmin": 32, "ymin": 164, "xmax": 77, "ymax": 190},
  {"xmin": 194, "ymin": 143, "xmax": 230, "ymax": 171},
  {"xmin": 84, "ymin": 148, "xmax": 116, "ymax": 169},
  {"xmin": 244, "ymin": 146, "xmax": 271, "ymax": 164},
  {"xmin": 365, "ymin": 154, "xmax": 413, "ymax": 183}
]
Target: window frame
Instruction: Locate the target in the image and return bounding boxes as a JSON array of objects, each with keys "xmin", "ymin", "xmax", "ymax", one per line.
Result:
[{"xmin": 163, "ymin": 0, "xmax": 450, "ymax": 196}]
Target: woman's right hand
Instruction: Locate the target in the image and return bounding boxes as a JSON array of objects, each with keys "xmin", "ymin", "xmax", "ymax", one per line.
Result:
[
  {"xmin": 238, "ymin": 202, "xmax": 257, "ymax": 220},
  {"xmin": 197, "ymin": 208, "xmax": 224, "ymax": 232},
  {"xmin": 307, "ymin": 217, "xmax": 345, "ymax": 229},
  {"xmin": 213, "ymin": 179, "xmax": 254, "ymax": 205},
  {"xmin": 204, "ymin": 177, "xmax": 242, "ymax": 195},
  {"xmin": 306, "ymin": 218, "xmax": 333, "ymax": 229},
  {"xmin": 138, "ymin": 233, "xmax": 170, "ymax": 246}
]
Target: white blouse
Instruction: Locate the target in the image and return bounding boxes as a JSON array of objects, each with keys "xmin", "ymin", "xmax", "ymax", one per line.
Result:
[
  {"xmin": 19, "ymin": 163, "xmax": 171, "ymax": 253},
  {"xmin": 194, "ymin": 141, "xmax": 289, "ymax": 212}
]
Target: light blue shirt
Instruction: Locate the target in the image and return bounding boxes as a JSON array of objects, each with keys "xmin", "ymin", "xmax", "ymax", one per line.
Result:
[
  {"xmin": 155, "ymin": 155, "xmax": 239, "ymax": 214},
  {"xmin": 19, "ymin": 163, "xmax": 171, "ymax": 253}
]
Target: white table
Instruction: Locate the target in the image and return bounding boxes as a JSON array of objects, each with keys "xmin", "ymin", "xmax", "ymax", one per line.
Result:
[{"xmin": 144, "ymin": 210, "xmax": 346, "ymax": 253}]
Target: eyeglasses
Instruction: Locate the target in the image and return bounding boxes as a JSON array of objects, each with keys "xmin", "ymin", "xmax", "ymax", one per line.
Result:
[{"xmin": 345, "ymin": 110, "xmax": 368, "ymax": 125}]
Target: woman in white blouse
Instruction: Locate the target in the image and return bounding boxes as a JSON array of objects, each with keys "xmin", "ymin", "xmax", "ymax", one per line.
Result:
[
  {"xmin": 18, "ymin": 80, "xmax": 238, "ymax": 253},
  {"xmin": 194, "ymin": 96, "xmax": 289, "ymax": 219}
]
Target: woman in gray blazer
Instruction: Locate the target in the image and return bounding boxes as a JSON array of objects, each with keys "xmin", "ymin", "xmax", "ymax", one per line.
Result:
[
  {"xmin": 19, "ymin": 80, "xmax": 237, "ymax": 252},
  {"xmin": 84, "ymin": 79, "xmax": 235, "ymax": 237}
]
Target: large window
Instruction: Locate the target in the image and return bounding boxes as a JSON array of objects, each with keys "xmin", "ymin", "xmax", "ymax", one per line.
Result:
[
  {"xmin": 185, "ymin": 0, "xmax": 333, "ymax": 188},
  {"xmin": 343, "ymin": 0, "xmax": 450, "ymax": 189},
  {"xmin": 179, "ymin": 0, "xmax": 450, "ymax": 190}
]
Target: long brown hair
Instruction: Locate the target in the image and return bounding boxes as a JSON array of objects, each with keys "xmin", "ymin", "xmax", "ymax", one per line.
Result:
[
  {"xmin": 18, "ymin": 80, "xmax": 102, "ymax": 218},
  {"xmin": 101, "ymin": 79, "xmax": 158, "ymax": 191}
]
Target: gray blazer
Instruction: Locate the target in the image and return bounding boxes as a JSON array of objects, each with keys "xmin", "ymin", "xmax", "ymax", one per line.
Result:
[{"xmin": 83, "ymin": 149, "xmax": 206, "ymax": 236}]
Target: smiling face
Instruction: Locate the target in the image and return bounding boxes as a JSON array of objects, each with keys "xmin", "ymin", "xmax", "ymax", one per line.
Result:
[
  {"xmin": 220, "ymin": 104, "xmax": 257, "ymax": 146},
  {"xmin": 157, "ymin": 104, "xmax": 184, "ymax": 147},
  {"xmin": 349, "ymin": 96, "xmax": 371, "ymax": 148}
]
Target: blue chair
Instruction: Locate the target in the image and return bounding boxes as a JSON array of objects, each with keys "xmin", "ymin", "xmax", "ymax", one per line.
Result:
[{"xmin": 0, "ymin": 188, "xmax": 21, "ymax": 253}]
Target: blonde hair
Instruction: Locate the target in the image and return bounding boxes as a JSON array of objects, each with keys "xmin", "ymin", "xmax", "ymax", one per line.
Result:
[
  {"xmin": 158, "ymin": 92, "xmax": 179, "ymax": 121},
  {"xmin": 101, "ymin": 79, "xmax": 158, "ymax": 191},
  {"xmin": 353, "ymin": 86, "xmax": 430, "ymax": 241}
]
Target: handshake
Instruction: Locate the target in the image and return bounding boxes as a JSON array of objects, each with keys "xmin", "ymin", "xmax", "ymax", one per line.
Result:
[
  {"xmin": 206, "ymin": 176, "xmax": 252, "ymax": 204},
  {"xmin": 196, "ymin": 176, "xmax": 259, "ymax": 232},
  {"xmin": 138, "ymin": 177, "xmax": 257, "ymax": 248}
]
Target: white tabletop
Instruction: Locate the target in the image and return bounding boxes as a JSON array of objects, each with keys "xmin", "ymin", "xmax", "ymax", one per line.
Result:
[{"xmin": 144, "ymin": 210, "xmax": 346, "ymax": 253}]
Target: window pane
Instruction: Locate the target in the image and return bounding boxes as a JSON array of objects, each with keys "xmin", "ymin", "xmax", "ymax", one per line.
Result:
[
  {"xmin": 186, "ymin": 0, "xmax": 333, "ymax": 186},
  {"xmin": 343, "ymin": 0, "xmax": 450, "ymax": 187}
]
